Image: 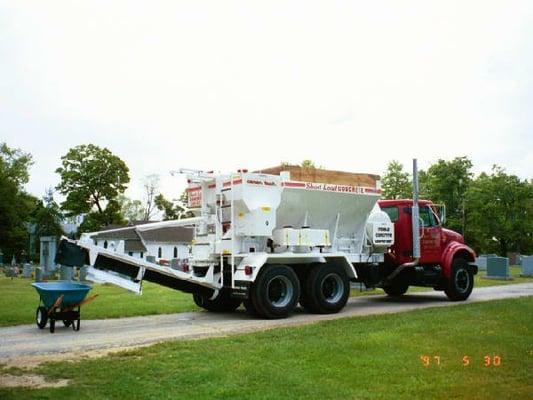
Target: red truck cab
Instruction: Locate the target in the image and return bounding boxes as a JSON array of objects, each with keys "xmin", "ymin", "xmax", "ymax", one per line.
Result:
[{"xmin": 375, "ymin": 199, "xmax": 477, "ymax": 301}]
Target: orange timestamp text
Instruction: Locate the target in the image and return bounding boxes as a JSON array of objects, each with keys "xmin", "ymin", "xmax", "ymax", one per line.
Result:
[{"xmin": 420, "ymin": 355, "xmax": 502, "ymax": 367}]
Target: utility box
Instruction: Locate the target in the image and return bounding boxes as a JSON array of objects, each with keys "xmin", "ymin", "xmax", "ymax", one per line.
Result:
[
  {"xmin": 521, "ymin": 256, "xmax": 533, "ymax": 277},
  {"xmin": 485, "ymin": 256, "xmax": 511, "ymax": 280}
]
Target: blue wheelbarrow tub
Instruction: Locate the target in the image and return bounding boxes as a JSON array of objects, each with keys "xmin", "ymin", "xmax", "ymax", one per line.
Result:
[{"xmin": 32, "ymin": 281, "xmax": 92, "ymax": 309}]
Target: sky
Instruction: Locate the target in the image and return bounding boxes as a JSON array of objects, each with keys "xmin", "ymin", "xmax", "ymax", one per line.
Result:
[{"xmin": 1, "ymin": 1, "xmax": 532, "ymax": 203}]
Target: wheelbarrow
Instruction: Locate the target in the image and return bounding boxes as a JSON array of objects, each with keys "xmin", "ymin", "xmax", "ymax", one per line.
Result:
[{"xmin": 31, "ymin": 281, "xmax": 97, "ymax": 333}]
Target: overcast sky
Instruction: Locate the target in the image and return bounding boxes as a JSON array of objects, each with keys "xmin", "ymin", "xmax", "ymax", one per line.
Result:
[{"xmin": 1, "ymin": 1, "xmax": 532, "ymax": 202}]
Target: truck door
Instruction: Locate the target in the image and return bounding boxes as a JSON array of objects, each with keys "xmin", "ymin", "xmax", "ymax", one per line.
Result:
[{"xmin": 419, "ymin": 205, "xmax": 441, "ymax": 264}]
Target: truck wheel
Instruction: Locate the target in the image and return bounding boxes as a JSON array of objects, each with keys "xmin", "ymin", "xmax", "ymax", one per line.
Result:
[
  {"xmin": 445, "ymin": 258, "xmax": 474, "ymax": 301},
  {"xmin": 193, "ymin": 290, "xmax": 242, "ymax": 312},
  {"xmin": 383, "ymin": 282, "xmax": 409, "ymax": 297},
  {"xmin": 302, "ymin": 264, "xmax": 350, "ymax": 314},
  {"xmin": 243, "ymin": 299, "xmax": 259, "ymax": 316},
  {"xmin": 36, "ymin": 306, "xmax": 48, "ymax": 329},
  {"xmin": 250, "ymin": 265, "xmax": 300, "ymax": 319}
]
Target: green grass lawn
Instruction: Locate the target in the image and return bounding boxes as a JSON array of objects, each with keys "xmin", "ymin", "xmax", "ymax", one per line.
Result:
[
  {"xmin": 1, "ymin": 265, "xmax": 532, "ymax": 327},
  {"xmin": 0, "ymin": 297, "xmax": 531, "ymax": 399},
  {"xmin": 0, "ymin": 277, "xmax": 199, "ymax": 327}
]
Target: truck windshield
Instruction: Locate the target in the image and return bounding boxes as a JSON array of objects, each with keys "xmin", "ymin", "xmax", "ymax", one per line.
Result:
[{"xmin": 381, "ymin": 206, "xmax": 399, "ymax": 222}]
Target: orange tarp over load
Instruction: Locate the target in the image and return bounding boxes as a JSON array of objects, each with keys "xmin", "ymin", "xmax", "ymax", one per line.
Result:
[{"xmin": 255, "ymin": 165, "xmax": 380, "ymax": 188}]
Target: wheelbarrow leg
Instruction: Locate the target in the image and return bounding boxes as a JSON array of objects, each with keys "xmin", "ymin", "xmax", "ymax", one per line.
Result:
[{"xmin": 49, "ymin": 318, "xmax": 55, "ymax": 333}]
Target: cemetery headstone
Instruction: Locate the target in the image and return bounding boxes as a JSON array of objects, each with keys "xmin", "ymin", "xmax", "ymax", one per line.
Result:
[
  {"xmin": 485, "ymin": 256, "xmax": 511, "ymax": 280},
  {"xmin": 521, "ymin": 256, "xmax": 533, "ymax": 277},
  {"xmin": 60, "ymin": 265, "xmax": 74, "ymax": 280},
  {"xmin": 23, "ymin": 263, "xmax": 33, "ymax": 278},
  {"xmin": 35, "ymin": 267, "xmax": 43, "ymax": 281},
  {"xmin": 79, "ymin": 266, "xmax": 89, "ymax": 281},
  {"xmin": 40, "ymin": 236, "xmax": 58, "ymax": 275}
]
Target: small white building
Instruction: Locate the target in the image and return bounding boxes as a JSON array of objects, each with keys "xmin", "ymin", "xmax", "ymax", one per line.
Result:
[{"xmin": 93, "ymin": 225, "xmax": 192, "ymax": 263}]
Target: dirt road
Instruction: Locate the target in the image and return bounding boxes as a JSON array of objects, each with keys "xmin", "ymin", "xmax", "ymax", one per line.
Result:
[{"xmin": 1, "ymin": 283, "xmax": 531, "ymax": 367}]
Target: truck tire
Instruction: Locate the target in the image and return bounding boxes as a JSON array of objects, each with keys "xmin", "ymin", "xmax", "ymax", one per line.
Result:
[
  {"xmin": 383, "ymin": 282, "xmax": 409, "ymax": 297},
  {"xmin": 445, "ymin": 258, "xmax": 474, "ymax": 301},
  {"xmin": 243, "ymin": 299, "xmax": 259, "ymax": 316},
  {"xmin": 193, "ymin": 290, "xmax": 242, "ymax": 312},
  {"xmin": 302, "ymin": 264, "xmax": 350, "ymax": 314},
  {"xmin": 250, "ymin": 265, "xmax": 300, "ymax": 319}
]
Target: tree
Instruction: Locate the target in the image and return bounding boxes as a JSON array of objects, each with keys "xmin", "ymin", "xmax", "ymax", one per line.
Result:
[
  {"xmin": 0, "ymin": 143, "xmax": 36, "ymax": 260},
  {"xmin": 155, "ymin": 191, "xmax": 193, "ymax": 220},
  {"xmin": 142, "ymin": 174, "xmax": 160, "ymax": 220},
  {"xmin": 33, "ymin": 188, "xmax": 64, "ymax": 238},
  {"xmin": 381, "ymin": 160, "xmax": 412, "ymax": 199},
  {"xmin": 420, "ymin": 157, "xmax": 473, "ymax": 234},
  {"xmin": 117, "ymin": 194, "xmax": 144, "ymax": 223},
  {"xmin": 465, "ymin": 166, "xmax": 533, "ymax": 255},
  {"xmin": 56, "ymin": 144, "xmax": 130, "ymax": 232}
]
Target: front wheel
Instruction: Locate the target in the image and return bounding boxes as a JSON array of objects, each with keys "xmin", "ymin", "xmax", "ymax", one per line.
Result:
[
  {"xmin": 250, "ymin": 265, "xmax": 300, "ymax": 319},
  {"xmin": 383, "ymin": 282, "xmax": 409, "ymax": 297},
  {"xmin": 36, "ymin": 306, "xmax": 48, "ymax": 329},
  {"xmin": 193, "ymin": 290, "xmax": 242, "ymax": 312},
  {"xmin": 445, "ymin": 258, "xmax": 474, "ymax": 301}
]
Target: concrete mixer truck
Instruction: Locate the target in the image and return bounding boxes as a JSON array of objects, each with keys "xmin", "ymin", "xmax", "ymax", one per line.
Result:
[{"xmin": 56, "ymin": 159, "xmax": 477, "ymax": 319}]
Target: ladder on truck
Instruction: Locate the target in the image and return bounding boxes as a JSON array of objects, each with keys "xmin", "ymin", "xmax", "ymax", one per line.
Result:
[{"xmin": 215, "ymin": 176, "xmax": 236, "ymax": 290}]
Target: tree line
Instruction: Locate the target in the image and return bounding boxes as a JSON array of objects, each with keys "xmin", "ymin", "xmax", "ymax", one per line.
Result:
[
  {"xmin": 1, "ymin": 141, "xmax": 531, "ymax": 261},
  {"xmin": 381, "ymin": 158, "xmax": 532, "ymax": 256},
  {"xmin": 0, "ymin": 143, "xmax": 189, "ymax": 262}
]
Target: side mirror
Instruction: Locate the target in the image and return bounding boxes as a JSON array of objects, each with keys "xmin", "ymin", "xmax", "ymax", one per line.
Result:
[{"xmin": 434, "ymin": 204, "xmax": 446, "ymax": 225}]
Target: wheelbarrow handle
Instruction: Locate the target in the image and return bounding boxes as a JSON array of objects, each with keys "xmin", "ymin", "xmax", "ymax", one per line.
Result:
[
  {"xmin": 62, "ymin": 294, "xmax": 99, "ymax": 313},
  {"xmin": 48, "ymin": 295, "xmax": 64, "ymax": 315}
]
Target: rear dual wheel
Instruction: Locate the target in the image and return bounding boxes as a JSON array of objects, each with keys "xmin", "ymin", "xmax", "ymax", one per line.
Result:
[
  {"xmin": 300, "ymin": 264, "xmax": 350, "ymax": 314},
  {"xmin": 193, "ymin": 290, "xmax": 242, "ymax": 312},
  {"xmin": 249, "ymin": 265, "xmax": 300, "ymax": 319}
]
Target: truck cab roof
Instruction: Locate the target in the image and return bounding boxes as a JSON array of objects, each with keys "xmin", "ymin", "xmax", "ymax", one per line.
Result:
[{"xmin": 377, "ymin": 199, "xmax": 434, "ymax": 207}]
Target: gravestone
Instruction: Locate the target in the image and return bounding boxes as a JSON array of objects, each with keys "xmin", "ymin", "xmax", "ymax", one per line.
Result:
[
  {"xmin": 35, "ymin": 267, "xmax": 43, "ymax": 281},
  {"xmin": 23, "ymin": 263, "xmax": 33, "ymax": 278},
  {"xmin": 485, "ymin": 256, "xmax": 511, "ymax": 280},
  {"xmin": 170, "ymin": 258, "xmax": 180, "ymax": 270},
  {"xmin": 476, "ymin": 254, "xmax": 497, "ymax": 271},
  {"xmin": 79, "ymin": 266, "xmax": 89, "ymax": 281},
  {"xmin": 40, "ymin": 236, "xmax": 58, "ymax": 275},
  {"xmin": 521, "ymin": 256, "xmax": 533, "ymax": 277},
  {"xmin": 60, "ymin": 265, "xmax": 74, "ymax": 280}
]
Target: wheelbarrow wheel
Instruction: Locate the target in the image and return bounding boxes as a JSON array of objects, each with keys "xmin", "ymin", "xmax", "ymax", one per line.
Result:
[
  {"xmin": 36, "ymin": 306, "xmax": 48, "ymax": 329},
  {"xmin": 49, "ymin": 319, "xmax": 55, "ymax": 333},
  {"xmin": 63, "ymin": 320, "xmax": 72, "ymax": 328}
]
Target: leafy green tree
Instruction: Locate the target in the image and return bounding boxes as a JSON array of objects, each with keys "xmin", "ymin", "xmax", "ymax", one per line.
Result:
[
  {"xmin": 421, "ymin": 157, "xmax": 473, "ymax": 234},
  {"xmin": 465, "ymin": 166, "xmax": 532, "ymax": 255},
  {"xmin": 117, "ymin": 194, "xmax": 145, "ymax": 223},
  {"xmin": 381, "ymin": 160, "xmax": 412, "ymax": 199},
  {"xmin": 155, "ymin": 191, "xmax": 193, "ymax": 220},
  {"xmin": 56, "ymin": 144, "xmax": 129, "ymax": 232},
  {"xmin": 33, "ymin": 189, "xmax": 64, "ymax": 238},
  {"xmin": 0, "ymin": 143, "xmax": 36, "ymax": 260}
]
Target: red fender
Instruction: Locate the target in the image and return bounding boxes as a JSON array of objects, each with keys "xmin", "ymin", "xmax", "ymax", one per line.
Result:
[{"xmin": 440, "ymin": 242, "xmax": 476, "ymax": 278}]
